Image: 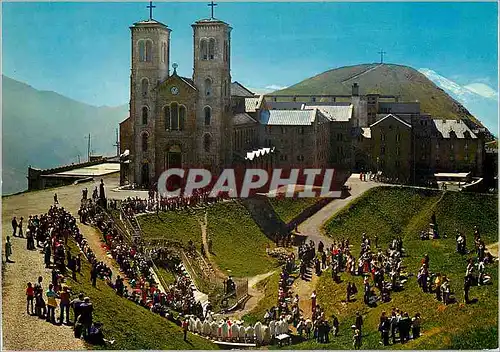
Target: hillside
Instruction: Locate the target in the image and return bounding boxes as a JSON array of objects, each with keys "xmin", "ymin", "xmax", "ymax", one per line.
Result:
[
  {"xmin": 294, "ymin": 187, "xmax": 498, "ymax": 350},
  {"xmin": 275, "ymin": 63, "xmax": 486, "ymax": 129},
  {"xmin": 2, "ymin": 75, "xmax": 128, "ymax": 195}
]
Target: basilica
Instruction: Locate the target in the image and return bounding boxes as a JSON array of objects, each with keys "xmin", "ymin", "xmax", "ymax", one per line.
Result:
[{"xmin": 120, "ymin": 4, "xmax": 485, "ymax": 188}]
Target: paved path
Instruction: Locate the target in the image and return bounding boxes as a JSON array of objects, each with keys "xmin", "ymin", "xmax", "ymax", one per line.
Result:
[
  {"xmin": 1, "ymin": 174, "xmax": 124, "ymax": 350},
  {"xmin": 297, "ymin": 175, "xmax": 380, "ymax": 246}
]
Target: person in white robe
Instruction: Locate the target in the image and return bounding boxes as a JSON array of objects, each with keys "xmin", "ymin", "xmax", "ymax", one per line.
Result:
[
  {"xmin": 195, "ymin": 318, "xmax": 203, "ymax": 334},
  {"xmin": 269, "ymin": 320, "xmax": 276, "ymax": 338},
  {"xmin": 245, "ymin": 326, "xmax": 254, "ymax": 342},
  {"xmin": 231, "ymin": 323, "xmax": 239, "ymax": 341}
]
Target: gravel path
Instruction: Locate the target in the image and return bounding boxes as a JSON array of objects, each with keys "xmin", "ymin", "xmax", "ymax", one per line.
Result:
[
  {"xmin": 2, "ymin": 174, "xmax": 124, "ymax": 350},
  {"xmin": 297, "ymin": 175, "xmax": 380, "ymax": 246}
]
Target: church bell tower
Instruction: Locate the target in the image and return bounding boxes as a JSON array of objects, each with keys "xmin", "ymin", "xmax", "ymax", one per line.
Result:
[
  {"xmin": 129, "ymin": 2, "xmax": 171, "ymax": 187},
  {"xmin": 192, "ymin": 4, "xmax": 232, "ymax": 171}
]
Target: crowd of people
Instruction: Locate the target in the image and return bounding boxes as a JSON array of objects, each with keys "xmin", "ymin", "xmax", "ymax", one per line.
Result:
[
  {"xmin": 12, "ymin": 202, "xmax": 107, "ymax": 344},
  {"xmin": 119, "ymin": 188, "xmax": 229, "ymax": 216}
]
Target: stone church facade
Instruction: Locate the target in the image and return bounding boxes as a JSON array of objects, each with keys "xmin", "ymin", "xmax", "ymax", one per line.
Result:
[{"xmin": 121, "ymin": 15, "xmax": 233, "ymax": 187}]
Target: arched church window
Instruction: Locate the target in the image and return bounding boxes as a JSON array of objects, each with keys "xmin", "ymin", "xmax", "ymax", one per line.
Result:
[
  {"xmin": 208, "ymin": 38, "xmax": 215, "ymax": 60},
  {"xmin": 204, "ymin": 106, "xmax": 211, "ymax": 126},
  {"xmin": 179, "ymin": 105, "xmax": 186, "ymax": 131},
  {"xmin": 164, "ymin": 106, "xmax": 171, "ymax": 130},
  {"xmin": 141, "ymin": 78, "xmax": 149, "ymax": 97},
  {"xmin": 142, "ymin": 106, "xmax": 148, "ymax": 125},
  {"xmin": 171, "ymin": 102, "xmax": 179, "ymax": 130},
  {"xmin": 204, "ymin": 134, "xmax": 211, "ymax": 152},
  {"xmin": 142, "ymin": 133, "xmax": 148, "ymax": 152},
  {"xmin": 200, "ymin": 39, "xmax": 208, "ymax": 60},
  {"xmin": 139, "ymin": 41, "xmax": 146, "ymax": 62},
  {"xmin": 205, "ymin": 78, "xmax": 212, "ymax": 96},
  {"xmin": 145, "ymin": 40, "xmax": 153, "ymax": 62}
]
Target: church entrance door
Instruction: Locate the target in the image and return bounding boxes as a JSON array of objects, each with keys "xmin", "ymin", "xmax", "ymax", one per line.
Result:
[{"xmin": 166, "ymin": 145, "xmax": 182, "ymax": 191}]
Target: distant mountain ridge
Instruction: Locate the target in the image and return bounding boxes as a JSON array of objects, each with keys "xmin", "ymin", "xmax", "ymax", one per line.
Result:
[
  {"xmin": 275, "ymin": 63, "xmax": 494, "ymax": 133},
  {"xmin": 2, "ymin": 75, "xmax": 128, "ymax": 195}
]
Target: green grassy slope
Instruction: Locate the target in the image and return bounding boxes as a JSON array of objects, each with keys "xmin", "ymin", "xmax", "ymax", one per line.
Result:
[
  {"xmin": 294, "ymin": 187, "xmax": 498, "ymax": 350},
  {"xmin": 275, "ymin": 64, "xmax": 480, "ymax": 125},
  {"xmin": 137, "ymin": 210, "xmax": 202, "ymax": 248},
  {"xmin": 269, "ymin": 197, "xmax": 320, "ymax": 224},
  {"xmin": 206, "ymin": 201, "xmax": 279, "ymax": 277},
  {"xmin": 65, "ymin": 241, "xmax": 217, "ymax": 350}
]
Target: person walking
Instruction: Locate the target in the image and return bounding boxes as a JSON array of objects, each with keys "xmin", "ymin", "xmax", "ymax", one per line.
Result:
[
  {"xmin": 18, "ymin": 217, "xmax": 24, "ymax": 238},
  {"xmin": 26, "ymin": 282, "xmax": 35, "ymax": 315},
  {"xmin": 5, "ymin": 236, "xmax": 13, "ymax": 263},
  {"xmin": 11, "ymin": 217, "xmax": 18, "ymax": 237}
]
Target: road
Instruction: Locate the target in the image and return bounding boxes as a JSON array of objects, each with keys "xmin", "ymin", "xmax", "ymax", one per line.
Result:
[{"xmin": 298, "ymin": 174, "xmax": 380, "ymax": 246}]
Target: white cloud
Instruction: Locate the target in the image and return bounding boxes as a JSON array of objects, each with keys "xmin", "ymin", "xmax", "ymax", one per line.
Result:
[
  {"xmin": 463, "ymin": 83, "xmax": 498, "ymax": 99},
  {"xmin": 265, "ymin": 84, "xmax": 288, "ymax": 91}
]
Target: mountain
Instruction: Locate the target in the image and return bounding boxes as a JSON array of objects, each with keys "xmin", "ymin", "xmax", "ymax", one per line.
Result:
[
  {"xmin": 418, "ymin": 68, "xmax": 498, "ymax": 135},
  {"xmin": 275, "ymin": 63, "xmax": 492, "ymax": 132},
  {"xmin": 2, "ymin": 75, "xmax": 128, "ymax": 195}
]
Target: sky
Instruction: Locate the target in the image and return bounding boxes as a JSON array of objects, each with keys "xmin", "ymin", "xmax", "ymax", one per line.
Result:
[{"xmin": 2, "ymin": 2, "xmax": 498, "ymax": 118}]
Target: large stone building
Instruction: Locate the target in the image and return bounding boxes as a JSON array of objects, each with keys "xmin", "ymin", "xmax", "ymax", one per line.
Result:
[{"xmin": 120, "ymin": 8, "xmax": 485, "ymax": 188}]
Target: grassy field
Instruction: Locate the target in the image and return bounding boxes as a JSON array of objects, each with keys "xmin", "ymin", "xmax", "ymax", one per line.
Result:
[
  {"xmin": 64, "ymin": 241, "xmax": 217, "ymax": 350},
  {"xmin": 242, "ymin": 271, "xmax": 281, "ymax": 325},
  {"xmin": 269, "ymin": 197, "xmax": 320, "ymax": 224},
  {"xmin": 206, "ymin": 201, "xmax": 279, "ymax": 277},
  {"xmin": 137, "ymin": 210, "xmax": 202, "ymax": 248},
  {"xmin": 293, "ymin": 187, "xmax": 498, "ymax": 350}
]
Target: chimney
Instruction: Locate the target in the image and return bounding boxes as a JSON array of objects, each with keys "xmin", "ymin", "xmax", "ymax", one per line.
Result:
[{"xmin": 352, "ymin": 83, "xmax": 359, "ymax": 96}]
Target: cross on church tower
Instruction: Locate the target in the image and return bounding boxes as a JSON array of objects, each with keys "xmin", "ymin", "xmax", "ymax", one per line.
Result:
[
  {"xmin": 147, "ymin": 1, "xmax": 156, "ymax": 20},
  {"xmin": 378, "ymin": 49, "xmax": 387, "ymax": 64},
  {"xmin": 208, "ymin": 1, "xmax": 217, "ymax": 19}
]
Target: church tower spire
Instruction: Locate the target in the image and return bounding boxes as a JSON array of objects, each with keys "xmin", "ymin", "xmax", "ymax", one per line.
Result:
[
  {"xmin": 192, "ymin": 5, "xmax": 232, "ymax": 170},
  {"xmin": 129, "ymin": 4, "xmax": 171, "ymax": 186}
]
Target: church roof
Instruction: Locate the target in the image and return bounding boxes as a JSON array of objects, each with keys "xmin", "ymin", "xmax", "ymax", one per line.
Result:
[
  {"xmin": 234, "ymin": 113, "xmax": 257, "ymax": 126},
  {"xmin": 132, "ymin": 19, "xmax": 169, "ymax": 29},
  {"xmin": 260, "ymin": 109, "xmax": 317, "ymax": 126},
  {"xmin": 432, "ymin": 119, "xmax": 477, "ymax": 139},
  {"xmin": 303, "ymin": 103, "xmax": 353, "ymax": 122},
  {"xmin": 193, "ymin": 18, "xmax": 230, "ymax": 26},
  {"xmin": 179, "ymin": 76, "xmax": 196, "ymax": 90},
  {"xmin": 231, "ymin": 82, "xmax": 255, "ymax": 97}
]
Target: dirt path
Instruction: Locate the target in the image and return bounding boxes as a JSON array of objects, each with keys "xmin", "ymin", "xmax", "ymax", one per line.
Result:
[
  {"xmin": 298, "ymin": 175, "xmax": 380, "ymax": 247},
  {"xmin": 1, "ymin": 174, "xmax": 124, "ymax": 350},
  {"xmin": 228, "ymin": 271, "xmax": 276, "ymax": 320},
  {"xmin": 198, "ymin": 211, "xmax": 226, "ymax": 280},
  {"xmin": 293, "ymin": 274, "xmax": 319, "ymax": 319}
]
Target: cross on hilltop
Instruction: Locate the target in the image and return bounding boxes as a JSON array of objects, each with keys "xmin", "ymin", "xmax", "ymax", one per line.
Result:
[{"xmin": 378, "ymin": 49, "xmax": 387, "ymax": 64}]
